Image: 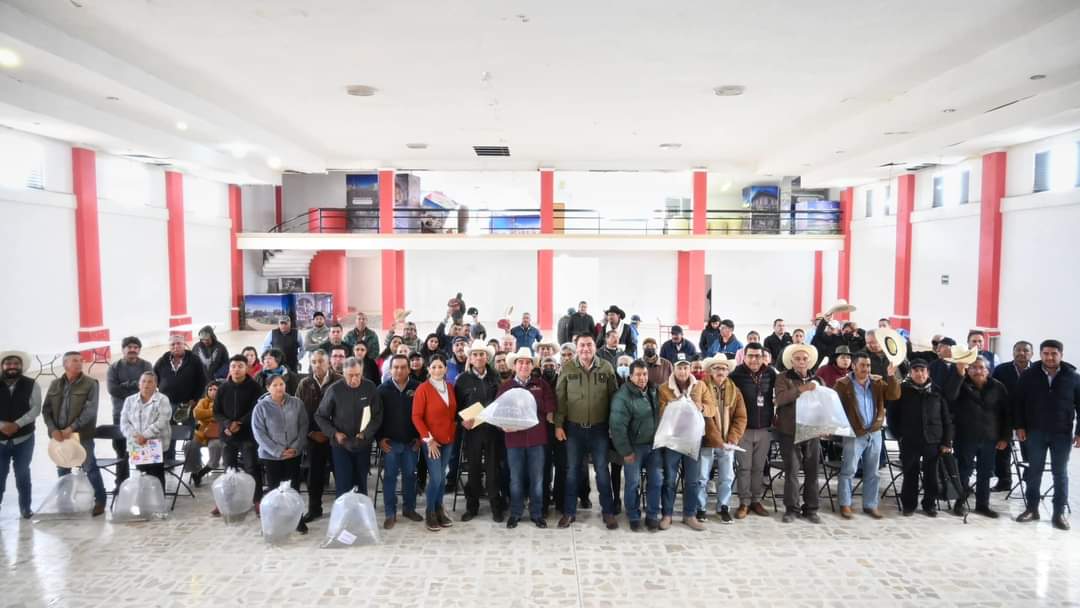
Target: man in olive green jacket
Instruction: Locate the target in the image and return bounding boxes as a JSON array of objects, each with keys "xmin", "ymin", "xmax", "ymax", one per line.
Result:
[
  {"xmin": 608, "ymin": 361, "xmax": 663, "ymax": 531},
  {"xmin": 554, "ymin": 333, "xmax": 618, "ymax": 529},
  {"xmin": 42, "ymin": 352, "xmax": 108, "ymax": 514}
]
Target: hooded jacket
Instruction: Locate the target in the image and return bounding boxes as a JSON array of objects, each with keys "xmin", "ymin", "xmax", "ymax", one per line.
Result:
[
  {"xmin": 192, "ymin": 326, "xmax": 230, "ymax": 378},
  {"xmin": 251, "ymin": 392, "xmax": 309, "ymax": 460}
]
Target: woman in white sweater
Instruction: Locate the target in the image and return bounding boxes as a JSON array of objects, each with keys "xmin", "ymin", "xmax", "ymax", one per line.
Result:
[{"xmin": 120, "ymin": 371, "xmax": 173, "ymax": 492}]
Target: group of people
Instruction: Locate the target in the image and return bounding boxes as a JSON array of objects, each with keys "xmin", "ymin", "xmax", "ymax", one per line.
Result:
[{"xmin": 1, "ymin": 299, "xmax": 1078, "ymax": 536}]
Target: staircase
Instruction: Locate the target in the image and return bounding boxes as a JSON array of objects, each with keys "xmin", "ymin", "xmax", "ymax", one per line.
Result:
[{"xmin": 262, "ymin": 249, "xmax": 317, "ymax": 278}]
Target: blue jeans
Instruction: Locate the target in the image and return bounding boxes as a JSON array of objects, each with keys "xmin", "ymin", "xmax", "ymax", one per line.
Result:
[
  {"xmin": 424, "ymin": 439, "xmax": 457, "ymax": 514},
  {"xmin": 955, "ymin": 438, "xmax": 996, "ymax": 509},
  {"xmin": 697, "ymin": 447, "xmax": 735, "ymax": 512},
  {"xmin": 564, "ymin": 422, "xmax": 614, "ymax": 516},
  {"xmin": 1024, "ymin": 431, "xmax": 1072, "ymax": 515},
  {"xmin": 662, "ymin": 448, "xmax": 700, "ymax": 517},
  {"xmin": 507, "ymin": 445, "xmax": 545, "ymax": 519},
  {"xmin": 382, "ymin": 440, "xmax": 419, "ymax": 517},
  {"xmin": 0, "ymin": 435, "xmax": 34, "ymax": 514},
  {"xmin": 621, "ymin": 444, "xmax": 662, "ymax": 522},
  {"xmin": 331, "ymin": 445, "xmax": 371, "ymax": 497},
  {"xmin": 58, "ymin": 439, "xmax": 107, "ymax": 507},
  {"xmin": 839, "ymin": 432, "xmax": 882, "ymax": 509}
]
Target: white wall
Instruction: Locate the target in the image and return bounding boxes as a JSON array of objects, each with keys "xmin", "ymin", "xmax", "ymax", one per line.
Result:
[
  {"xmin": 1005, "ymin": 128, "xmax": 1080, "ymax": 197},
  {"xmin": 183, "ymin": 176, "xmax": 231, "ymax": 330},
  {"xmin": 281, "ymin": 172, "xmax": 346, "ymax": 220},
  {"xmin": 242, "ymin": 184, "xmax": 277, "ymax": 232},
  {"xmin": 908, "ymin": 208, "xmax": 981, "ymax": 343},
  {"xmin": 404, "ymin": 251, "xmax": 538, "ymax": 329},
  {"xmin": 848, "ymin": 218, "xmax": 896, "ymax": 328},
  {"xmin": 347, "ymin": 253, "xmax": 381, "ymax": 316},
  {"xmin": 705, "ymin": 251, "xmax": 815, "ymax": 337}
]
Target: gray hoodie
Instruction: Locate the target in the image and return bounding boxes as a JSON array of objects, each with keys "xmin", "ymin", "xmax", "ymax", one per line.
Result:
[{"xmin": 251, "ymin": 393, "xmax": 308, "ymax": 460}]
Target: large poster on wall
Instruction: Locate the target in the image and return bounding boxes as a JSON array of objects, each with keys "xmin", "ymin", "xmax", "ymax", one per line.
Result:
[
  {"xmin": 345, "ymin": 174, "xmax": 379, "ymax": 232},
  {"xmin": 290, "ymin": 293, "xmax": 333, "ymax": 329},
  {"xmin": 243, "ymin": 294, "xmax": 292, "ymax": 331}
]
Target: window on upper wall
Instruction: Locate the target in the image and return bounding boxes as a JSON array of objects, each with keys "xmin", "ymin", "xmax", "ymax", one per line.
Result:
[
  {"xmin": 959, "ymin": 170, "xmax": 970, "ymax": 204},
  {"xmin": 932, "ymin": 176, "xmax": 944, "ymax": 207},
  {"xmin": 865, "ymin": 189, "xmax": 874, "ymax": 217},
  {"xmin": 1033, "ymin": 150, "xmax": 1050, "ymax": 192},
  {"xmin": 884, "ymin": 183, "xmax": 892, "ymax": 215}
]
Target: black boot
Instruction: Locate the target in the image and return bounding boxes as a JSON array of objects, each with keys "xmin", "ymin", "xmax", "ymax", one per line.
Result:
[{"xmin": 192, "ymin": 466, "xmax": 211, "ymax": 487}]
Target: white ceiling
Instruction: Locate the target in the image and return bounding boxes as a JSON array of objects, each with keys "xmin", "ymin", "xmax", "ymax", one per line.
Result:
[{"xmin": 1, "ymin": 0, "xmax": 1079, "ymax": 186}]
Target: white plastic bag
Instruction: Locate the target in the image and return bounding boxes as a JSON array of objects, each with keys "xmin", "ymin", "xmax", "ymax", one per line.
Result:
[
  {"xmin": 323, "ymin": 490, "xmax": 381, "ymax": 548},
  {"xmin": 111, "ymin": 471, "xmax": 168, "ymax": 522},
  {"xmin": 795, "ymin": 385, "xmax": 854, "ymax": 443},
  {"xmin": 33, "ymin": 467, "xmax": 96, "ymax": 519},
  {"xmin": 652, "ymin": 396, "xmax": 705, "ymax": 460},
  {"xmin": 478, "ymin": 388, "xmax": 539, "ymax": 432},
  {"xmin": 212, "ymin": 467, "xmax": 256, "ymax": 524},
  {"xmin": 260, "ymin": 481, "xmax": 304, "ymax": 544}
]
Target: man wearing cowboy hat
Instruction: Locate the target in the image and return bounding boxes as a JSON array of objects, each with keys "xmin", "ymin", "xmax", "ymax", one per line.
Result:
[
  {"xmin": 1, "ymin": 351, "xmax": 40, "ymax": 519},
  {"xmin": 773, "ymin": 343, "xmax": 825, "ymax": 524},
  {"xmin": 866, "ymin": 329, "xmax": 907, "ymax": 379},
  {"xmin": 812, "ymin": 300, "xmax": 855, "ymax": 361},
  {"xmin": 597, "ymin": 305, "xmax": 632, "ymax": 354},
  {"xmin": 42, "ymin": 351, "xmax": 108, "ymax": 516},
  {"xmin": 498, "ymin": 347, "xmax": 556, "ymax": 528},
  {"xmin": 817, "ymin": 345, "xmax": 853, "ymax": 388},
  {"xmin": 696, "ymin": 355, "xmax": 747, "ymax": 524},
  {"xmin": 834, "ymin": 352, "xmax": 900, "ymax": 519},
  {"xmin": 886, "ymin": 358, "xmax": 953, "ymax": 516},
  {"xmin": 456, "ymin": 339, "xmax": 508, "ymax": 522},
  {"xmin": 928, "ymin": 337, "xmax": 958, "ymax": 389},
  {"xmin": 510, "ymin": 312, "xmax": 543, "ymax": 353}
]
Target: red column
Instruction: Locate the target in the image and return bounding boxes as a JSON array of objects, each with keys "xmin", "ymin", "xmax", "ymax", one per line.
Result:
[
  {"xmin": 676, "ymin": 251, "xmax": 690, "ymax": 325},
  {"xmin": 813, "ymin": 251, "xmax": 824, "ymax": 318},
  {"xmin": 228, "ymin": 184, "xmax": 244, "ymax": 330},
  {"xmin": 692, "ymin": 170, "xmax": 707, "ymax": 235},
  {"xmin": 686, "ymin": 170, "xmax": 707, "ymax": 330},
  {"xmin": 165, "ymin": 171, "xmax": 192, "ymax": 341},
  {"xmin": 976, "ymin": 151, "xmax": 1007, "ymax": 335},
  {"xmin": 537, "ymin": 169, "xmax": 555, "ymax": 331},
  {"xmin": 274, "ymin": 185, "xmax": 283, "ymax": 227},
  {"xmin": 394, "ymin": 250, "xmax": 405, "ymax": 313},
  {"xmin": 379, "ymin": 170, "xmax": 398, "ymax": 329},
  {"xmin": 71, "ymin": 147, "xmax": 110, "ymax": 355},
  {"xmin": 890, "ymin": 174, "xmax": 915, "ymax": 330},
  {"xmin": 835, "ymin": 187, "xmax": 854, "ymax": 321},
  {"xmin": 310, "ymin": 251, "xmax": 348, "ymax": 322}
]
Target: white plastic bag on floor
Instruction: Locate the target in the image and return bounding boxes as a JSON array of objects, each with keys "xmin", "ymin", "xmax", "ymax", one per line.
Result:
[
  {"xmin": 795, "ymin": 385, "xmax": 854, "ymax": 443},
  {"xmin": 260, "ymin": 482, "xmax": 304, "ymax": 544},
  {"xmin": 111, "ymin": 471, "xmax": 168, "ymax": 522},
  {"xmin": 34, "ymin": 467, "xmax": 95, "ymax": 519},
  {"xmin": 652, "ymin": 396, "xmax": 705, "ymax": 460},
  {"xmin": 212, "ymin": 467, "xmax": 256, "ymax": 524},
  {"xmin": 478, "ymin": 388, "xmax": 539, "ymax": 432},
  {"xmin": 323, "ymin": 490, "xmax": 380, "ymax": 548}
]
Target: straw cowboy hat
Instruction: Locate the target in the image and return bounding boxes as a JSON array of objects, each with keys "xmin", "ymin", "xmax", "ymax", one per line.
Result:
[
  {"xmin": 817, "ymin": 299, "xmax": 857, "ymax": 318},
  {"xmin": 873, "ymin": 328, "xmax": 908, "ymax": 367},
  {"xmin": 945, "ymin": 344, "xmax": 979, "ymax": 365},
  {"xmin": 702, "ymin": 355, "xmax": 734, "ymax": 373},
  {"xmin": 0, "ymin": 350, "xmax": 31, "ymax": 370},
  {"xmin": 467, "ymin": 339, "xmax": 495, "ymax": 359},
  {"xmin": 48, "ymin": 436, "xmax": 87, "ymax": 468},
  {"xmin": 505, "ymin": 347, "xmax": 538, "ymax": 367},
  {"xmin": 782, "ymin": 343, "xmax": 819, "ymax": 370}
]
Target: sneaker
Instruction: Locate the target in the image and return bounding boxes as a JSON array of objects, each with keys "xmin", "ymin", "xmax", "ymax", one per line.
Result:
[
  {"xmin": 630, "ymin": 520, "xmax": 643, "ymax": 532},
  {"xmin": 803, "ymin": 511, "xmax": 822, "ymax": 524},
  {"xmin": 645, "ymin": 518, "xmax": 659, "ymax": 531},
  {"xmin": 695, "ymin": 510, "xmax": 707, "ymax": 523},
  {"xmin": 425, "ymin": 512, "xmax": 441, "ymax": 531},
  {"xmin": 658, "ymin": 515, "xmax": 672, "ymax": 530},
  {"xmin": 1016, "ymin": 510, "xmax": 1040, "ymax": 523},
  {"xmin": 974, "ymin": 507, "xmax": 1000, "ymax": 519},
  {"xmin": 734, "ymin": 505, "xmax": 750, "ymax": 520},
  {"xmin": 749, "ymin": 502, "xmax": 769, "ymax": 516},
  {"xmin": 1052, "ymin": 513, "xmax": 1070, "ymax": 531},
  {"xmin": 436, "ymin": 508, "xmax": 453, "ymax": 528},
  {"xmin": 402, "ymin": 510, "xmax": 424, "ymax": 522},
  {"xmin": 384, "ymin": 516, "xmax": 397, "ymax": 530},
  {"xmin": 782, "ymin": 510, "xmax": 797, "ymax": 523},
  {"xmin": 718, "ymin": 507, "xmax": 733, "ymax": 524},
  {"xmin": 682, "ymin": 516, "xmax": 705, "ymax": 531}
]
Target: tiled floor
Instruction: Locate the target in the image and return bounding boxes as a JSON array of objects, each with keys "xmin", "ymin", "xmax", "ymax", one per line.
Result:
[{"xmin": 2, "ymin": 332, "xmax": 1079, "ymax": 607}]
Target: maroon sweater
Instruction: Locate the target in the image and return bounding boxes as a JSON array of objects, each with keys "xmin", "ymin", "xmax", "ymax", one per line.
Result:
[{"xmin": 496, "ymin": 376, "xmax": 556, "ymax": 449}]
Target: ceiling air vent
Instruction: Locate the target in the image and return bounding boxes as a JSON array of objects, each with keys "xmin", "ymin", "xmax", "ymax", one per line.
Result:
[
  {"xmin": 904, "ymin": 162, "xmax": 938, "ymax": 172},
  {"xmin": 984, "ymin": 95, "xmax": 1034, "ymax": 114},
  {"xmin": 473, "ymin": 146, "xmax": 510, "ymax": 157},
  {"xmin": 878, "ymin": 162, "xmax": 906, "ymax": 168}
]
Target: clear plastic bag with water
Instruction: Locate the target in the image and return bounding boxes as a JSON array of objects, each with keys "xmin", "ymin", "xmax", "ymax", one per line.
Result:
[
  {"xmin": 259, "ymin": 481, "xmax": 304, "ymax": 545},
  {"xmin": 478, "ymin": 387, "xmax": 539, "ymax": 432},
  {"xmin": 34, "ymin": 467, "xmax": 95, "ymax": 519},
  {"xmin": 795, "ymin": 385, "xmax": 855, "ymax": 443},
  {"xmin": 322, "ymin": 490, "xmax": 380, "ymax": 548},
  {"xmin": 211, "ymin": 467, "xmax": 256, "ymax": 524},
  {"xmin": 111, "ymin": 471, "xmax": 168, "ymax": 522},
  {"xmin": 652, "ymin": 396, "xmax": 705, "ymax": 460}
]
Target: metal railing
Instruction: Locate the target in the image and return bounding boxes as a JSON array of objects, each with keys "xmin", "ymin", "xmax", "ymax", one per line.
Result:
[{"xmin": 268, "ymin": 207, "xmax": 843, "ymax": 236}]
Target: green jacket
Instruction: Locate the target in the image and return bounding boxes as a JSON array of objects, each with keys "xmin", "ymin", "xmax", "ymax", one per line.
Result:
[
  {"xmin": 555, "ymin": 357, "xmax": 617, "ymax": 428},
  {"xmin": 608, "ymin": 381, "xmax": 660, "ymax": 457}
]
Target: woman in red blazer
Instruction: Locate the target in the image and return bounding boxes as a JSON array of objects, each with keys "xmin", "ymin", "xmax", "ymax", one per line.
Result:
[{"xmin": 411, "ymin": 354, "xmax": 458, "ymax": 531}]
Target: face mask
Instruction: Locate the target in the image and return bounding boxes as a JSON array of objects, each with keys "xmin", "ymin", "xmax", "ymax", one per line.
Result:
[
  {"xmin": 643, "ymin": 347, "xmax": 656, "ymax": 358},
  {"xmin": 616, "ymin": 365, "xmax": 630, "ymax": 378},
  {"xmin": 542, "ymin": 369, "xmax": 557, "ymax": 381},
  {"xmin": 691, "ymin": 371, "xmax": 704, "ymax": 380}
]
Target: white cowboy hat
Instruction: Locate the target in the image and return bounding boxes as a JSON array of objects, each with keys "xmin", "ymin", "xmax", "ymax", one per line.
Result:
[
  {"xmin": 876, "ymin": 328, "xmax": 908, "ymax": 367},
  {"xmin": 0, "ymin": 350, "xmax": 31, "ymax": 370},
  {"xmin": 467, "ymin": 339, "xmax": 495, "ymax": 358},
  {"xmin": 48, "ymin": 435, "xmax": 87, "ymax": 469},
  {"xmin": 702, "ymin": 355, "xmax": 733, "ymax": 372},
  {"xmin": 817, "ymin": 299, "xmax": 857, "ymax": 318},
  {"xmin": 782, "ymin": 343, "xmax": 819, "ymax": 370},
  {"xmin": 945, "ymin": 344, "xmax": 979, "ymax": 365},
  {"xmin": 505, "ymin": 347, "xmax": 538, "ymax": 367}
]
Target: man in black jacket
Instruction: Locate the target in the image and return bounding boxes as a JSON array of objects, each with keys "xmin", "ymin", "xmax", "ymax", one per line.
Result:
[
  {"xmin": 568, "ymin": 301, "xmax": 595, "ymax": 340},
  {"xmin": 376, "ymin": 354, "xmax": 422, "ymax": 528},
  {"xmin": 991, "ymin": 340, "xmax": 1034, "ymax": 490},
  {"xmin": 729, "ymin": 342, "xmax": 776, "ymax": 519},
  {"xmin": 456, "ymin": 342, "xmax": 507, "ymax": 522},
  {"xmin": 193, "ymin": 325, "xmax": 230, "ymax": 379},
  {"xmin": 944, "ymin": 356, "xmax": 1010, "ymax": 517},
  {"xmin": 154, "ymin": 335, "xmax": 208, "ymax": 459},
  {"xmin": 1014, "ymin": 339, "xmax": 1080, "ymax": 531},
  {"xmin": 887, "ymin": 359, "xmax": 953, "ymax": 516},
  {"xmin": 295, "ymin": 350, "xmax": 340, "ymax": 522},
  {"xmin": 213, "ymin": 355, "xmax": 265, "ymax": 510},
  {"xmin": 315, "ymin": 357, "xmax": 383, "ymax": 496},
  {"xmin": 763, "ymin": 318, "xmax": 792, "ymax": 365}
]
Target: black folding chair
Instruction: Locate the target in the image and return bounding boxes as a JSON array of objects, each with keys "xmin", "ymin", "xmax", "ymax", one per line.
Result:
[
  {"xmin": 165, "ymin": 425, "xmax": 196, "ymax": 510},
  {"xmin": 93, "ymin": 424, "xmax": 126, "ymax": 507}
]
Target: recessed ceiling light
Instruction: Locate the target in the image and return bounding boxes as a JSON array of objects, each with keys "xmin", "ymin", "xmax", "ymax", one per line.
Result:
[
  {"xmin": 942, "ymin": 108, "xmax": 957, "ymax": 113},
  {"xmin": 713, "ymin": 85, "xmax": 746, "ymax": 97},
  {"xmin": 345, "ymin": 84, "xmax": 378, "ymax": 97},
  {"xmin": 175, "ymin": 121, "xmax": 188, "ymax": 131},
  {"xmin": 0, "ymin": 48, "xmax": 20, "ymax": 68},
  {"xmin": 267, "ymin": 156, "xmax": 282, "ymax": 170},
  {"xmin": 106, "ymin": 96, "xmax": 120, "ymax": 101},
  {"xmin": 1029, "ymin": 74, "xmax": 1047, "ymax": 80},
  {"xmin": 658, "ymin": 143, "xmax": 682, "ymax": 150},
  {"xmin": 405, "ymin": 142, "xmax": 429, "ymax": 150}
]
